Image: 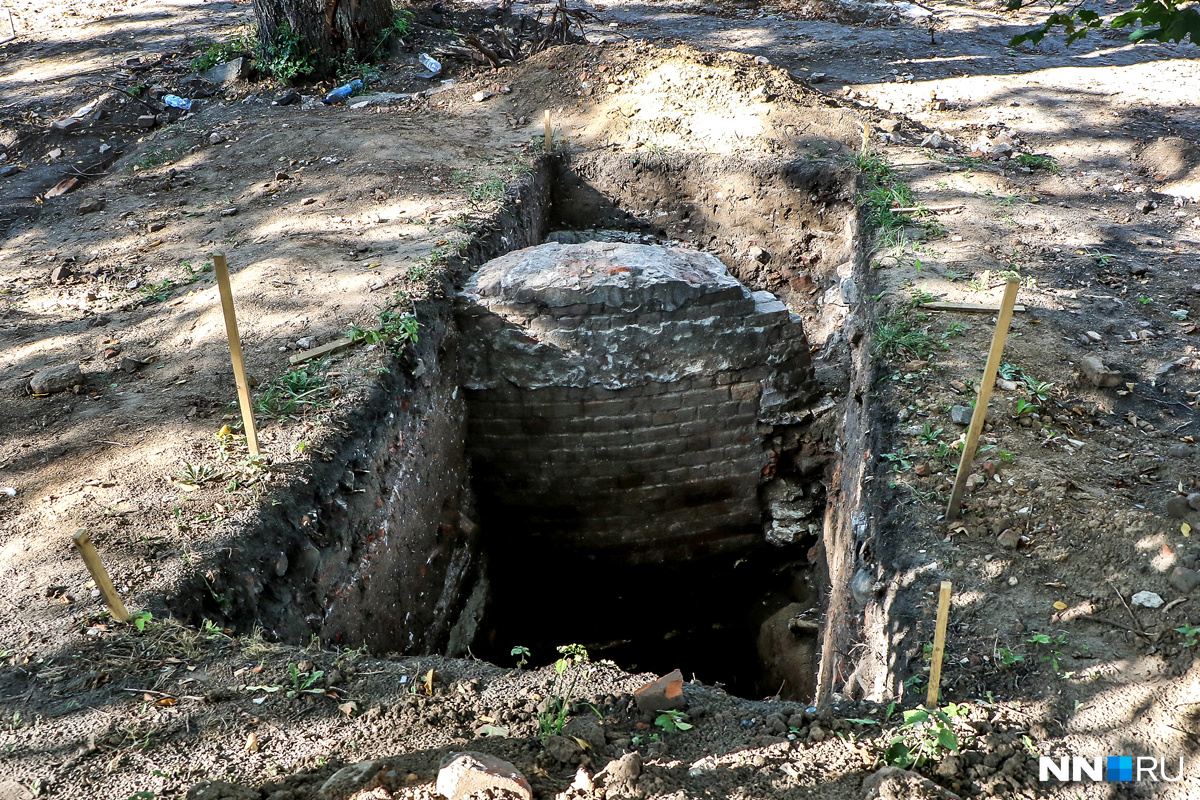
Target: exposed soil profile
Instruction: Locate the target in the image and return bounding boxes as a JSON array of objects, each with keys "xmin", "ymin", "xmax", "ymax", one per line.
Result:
[{"xmin": 3, "ymin": 0, "xmax": 1200, "ymax": 797}]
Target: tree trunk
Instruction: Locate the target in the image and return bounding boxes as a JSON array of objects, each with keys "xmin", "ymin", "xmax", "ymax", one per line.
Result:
[{"xmin": 252, "ymin": 0, "xmax": 395, "ymax": 78}]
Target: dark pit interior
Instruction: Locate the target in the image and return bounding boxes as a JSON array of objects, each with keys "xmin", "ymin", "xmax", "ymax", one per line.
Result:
[{"xmin": 173, "ymin": 151, "xmax": 862, "ymax": 703}]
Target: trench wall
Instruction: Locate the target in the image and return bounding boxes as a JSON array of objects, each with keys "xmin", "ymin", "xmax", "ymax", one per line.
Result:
[{"xmin": 166, "ymin": 160, "xmax": 554, "ymax": 655}]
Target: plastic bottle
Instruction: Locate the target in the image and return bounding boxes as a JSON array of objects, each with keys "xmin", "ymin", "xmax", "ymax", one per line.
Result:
[{"xmin": 323, "ymin": 79, "xmax": 363, "ymax": 105}]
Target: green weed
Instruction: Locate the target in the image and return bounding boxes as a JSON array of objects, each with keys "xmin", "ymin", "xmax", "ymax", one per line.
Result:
[
  {"xmin": 655, "ymin": 709, "xmax": 693, "ymax": 734},
  {"xmin": 875, "ymin": 311, "xmax": 938, "ymax": 359},
  {"xmin": 882, "ymin": 703, "xmax": 966, "ymax": 769},
  {"xmin": 1013, "ymin": 153, "xmax": 1060, "ymax": 174},
  {"xmin": 538, "ymin": 644, "xmax": 591, "ymax": 741},
  {"xmin": 255, "ymin": 364, "xmax": 330, "ymax": 418}
]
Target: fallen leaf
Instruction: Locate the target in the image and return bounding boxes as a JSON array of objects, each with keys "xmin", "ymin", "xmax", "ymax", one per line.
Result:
[
  {"xmin": 424, "ymin": 668, "xmax": 434, "ymax": 696},
  {"xmin": 154, "ymin": 697, "xmax": 177, "ymax": 707},
  {"xmin": 1053, "ymin": 601, "xmax": 1067, "ymax": 611},
  {"xmin": 1183, "ymin": 523, "xmax": 1192, "ymax": 537},
  {"xmin": 479, "ymin": 724, "xmax": 509, "ymax": 737},
  {"xmin": 245, "ymin": 731, "xmax": 258, "ymax": 752},
  {"xmin": 338, "ymin": 701, "xmax": 357, "ymax": 717}
]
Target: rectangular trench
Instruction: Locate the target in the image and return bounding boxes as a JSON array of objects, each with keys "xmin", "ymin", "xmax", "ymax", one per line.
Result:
[{"xmin": 166, "ymin": 151, "xmax": 889, "ymax": 705}]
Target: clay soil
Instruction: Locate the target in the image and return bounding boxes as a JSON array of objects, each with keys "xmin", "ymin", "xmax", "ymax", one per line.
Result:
[{"xmin": 2, "ymin": 0, "xmax": 1200, "ymax": 798}]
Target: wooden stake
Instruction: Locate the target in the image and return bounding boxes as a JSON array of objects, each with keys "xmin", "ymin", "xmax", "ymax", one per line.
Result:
[
  {"xmin": 72, "ymin": 530, "xmax": 130, "ymax": 623},
  {"xmin": 213, "ymin": 253, "xmax": 260, "ymax": 456},
  {"xmin": 288, "ymin": 336, "xmax": 355, "ymax": 366},
  {"xmin": 544, "ymin": 110, "xmax": 552, "ymax": 151},
  {"xmin": 919, "ymin": 301, "xmax": 1026, "ymax": 314},
  {"xmin": 926, "ymin": 580, "xmax": 952, "ymax": 708},
  {"xmin": 945, "ymin": 277, "xmax": 1020, "ymax": 519}
]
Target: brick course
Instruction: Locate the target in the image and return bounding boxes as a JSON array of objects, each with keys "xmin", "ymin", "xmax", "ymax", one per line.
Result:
[{"xmin": 457, "ymin": 241, "xmax": 819, "ymax": 563}]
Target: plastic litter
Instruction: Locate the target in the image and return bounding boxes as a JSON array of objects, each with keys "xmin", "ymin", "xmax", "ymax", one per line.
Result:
[
  {"xmin": 162, "ymin": 95, "xmax": 192, "ymax": 110},
  {"xmin": 416, "ymin": 53, "xmax": 441, "ymax": 79},
  {"xmin": 323, "ymin": 79, "xmax": 363, "ymax": 105}
]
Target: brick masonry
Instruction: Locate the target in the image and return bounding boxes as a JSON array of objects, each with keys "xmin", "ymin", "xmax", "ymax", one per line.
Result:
[{"xmin": 457, "ymin": 241, "xmax": 820, "ymax": 564}]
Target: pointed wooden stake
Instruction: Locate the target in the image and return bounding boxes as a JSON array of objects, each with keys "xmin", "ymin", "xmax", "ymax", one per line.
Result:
[
  {"xmin": 213, "ymin": 252, "xmax": 260, "ymax": 456},
  {"xmin": 73, "ymin": 530, "xmax": 130, "ymax": 623},
  {"xmin": 945, "ymin": 277, "xmax": 1020, "ymax": 519},
  {"xmin": 926, "ymin": 580, "xmax": 952, "ymax": 708},
  {"xmin": 544, "ymin": 109, "xmax": 552, "ymax": 151}
]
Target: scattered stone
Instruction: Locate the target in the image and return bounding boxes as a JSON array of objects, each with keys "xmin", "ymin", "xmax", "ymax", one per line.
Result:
[
  {"xmin": 951, "ymin": 405, "xmax": 973, "ymax": 425},
  {"xmin": 1189, "ymin": 493, "xmax": 1200, "ymax": 511},
  {"xmin": 208, "ymin": 132, "xmax": 226, "ymax": 145},
  {"xmin": 1007, "ymin": 576, "xmax": 1019, "ymax": 587},
  {"xmin": 0, "ymin": 165, "xmax": 18, "ymax": 178},
  {"xmin": 148, "ymin": 221, "xmax": 166, "ymax": 232},
  {"xmin": 996, "ymin": 529, "xmax": 1021, "ymax": 550},
  {"xmin": 570, "ymin": 766, "xmax": 594, "ymax": 792},
  {"xmin": 137, "ymin": 114, "xmax": 157, "ymax": 129},
  {"xmin": 220, "ymin": 208, "xmax": 238, "ymax": 217},
  {"xmin": 949, "ymin": 379, "xmax": 968, "ymax": 394},
  {"xmin": 186, "ymin": 782, "xmax": 258, "ymax": 800},
  {"xmin": 99, "ymin": 143, "xmax": 111, "ymax": 154},
  {"xmin": 920, "ymin": 132, "xmax": 947, "ymax": 149},
  {"xmin": 318, "ymin": 760, "xmax": 383, "ymax": 800},
  {"xmin": 1079, "ymin": 355, "xmax": 1122, "ymax": 388},
  {"xmin": 1167, "ymin": 496, "xmax": 1191, "ymax": 519},
  {"xmin": 1167, "ymin": 444, "xmax": 1195, "ymax": 460},
  {"xmin": 596, "ymin": 752, "xmax": 641, "ymax": 791},
  {"xmin": 200, "ymin": 57, "xmax": 249, "ymax": 86},
  {"xmin": 472, "ymin": 90, "xmax": 494, "ymax": 102},
  {"xmin": 50, "ymin": 265, "xmax": 72, "ymax": 282},
  {"xmin": 997, "ymin": 378, "xmax": 1018, "ymax": 391},
  {"xmin": 935, "ymin": 755, "xmax": 962, "ymax": 779},
  {"xmin": 120, "ymin": 356, "xmax": 146, "ymax": 374},
  {"xmin": 878, "ymin": 119, "xmax": 900, "ymax": 133},
  {"xmin": 914, "ymin": 463, "xmax": 932, "ymax": 477},
  {"xmin": 274, "ymin": 90, "xmax": 300, "ymax": 106},
  {"xmin": 436, "ymin": 752, "xmax": 532, "ymax": 800},
  {"xmin": 51, "ymin": 117, "xmax": 83, "ymax": 133},
  {"xmin": 29, "ymin": 364, "xmax": 83, "ymax": 394},
  {"xmin": 633, "ymin": 668, "xmax": 684, "ymax": 713},
  {"xmin": 1168, "ymin": 567, "xmax": 1200, "ymax": 594},
  {"xmin": 544, "ymin": 735, "xmax": 583, "ymax": 763},
  {"xmin": 1131, "ymin": 591, "xmax": 1163, "ymax": 608},
  {"xmin": 179, "ymin": 75, "xmax": 217, "ymax": 97},
  {"xmin": 78, "ymin": 197, "xmax": 105, "ymax": 215},
  {"xmin": 808, "ymin": 724, "xmax": 826, "ymax": 742}
]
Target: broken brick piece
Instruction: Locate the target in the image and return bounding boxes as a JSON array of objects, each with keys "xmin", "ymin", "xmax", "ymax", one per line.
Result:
[{"xmin": 633, "ymin": 668, "xmax": 684, "ymax": 714}]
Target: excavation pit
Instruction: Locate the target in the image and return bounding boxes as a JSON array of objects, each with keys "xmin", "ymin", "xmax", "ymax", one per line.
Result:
[{"xmin": 171, "ymin": 150, "xmax": 868, "ymax": 703}]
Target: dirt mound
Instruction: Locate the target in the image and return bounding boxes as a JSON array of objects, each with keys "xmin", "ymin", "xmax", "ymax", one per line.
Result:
[
  {"xmin": 501, "ymin": 42, "xmax": 864, "ymax": 155},
  {"xmin": 1137, "ymin": 136, "xmax": 1200, "ymax": 182}
]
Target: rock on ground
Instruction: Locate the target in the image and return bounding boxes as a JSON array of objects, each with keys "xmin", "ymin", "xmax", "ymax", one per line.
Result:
[
  {"xmin": 1079, "ymin": 355, "xmax": 1122, "ymax": 388},
  {"xmin": 29, "ymin": 363, "xmax": 83, "ymax": 394},
  {"xmin": 318, "ymin": 760, "xmax": 384, "ymax": 800},
  {"xmin": 436, "ymin": 752, "xmax": 532, "ymax": 800},
  {"xmin": 861, "ymin": 766, "xmax": 962, "ymax": 800}
]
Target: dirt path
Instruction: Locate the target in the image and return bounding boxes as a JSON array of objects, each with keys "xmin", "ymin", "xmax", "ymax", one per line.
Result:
[{"xmin": 2, "ymin": 0, "xmax": 1200, "ymax": 798}]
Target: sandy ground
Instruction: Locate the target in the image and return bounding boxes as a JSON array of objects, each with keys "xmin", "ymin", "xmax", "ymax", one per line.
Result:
[{"xmin": 2, "ymin": 0, "xmax": 1200, "ymax": 797}]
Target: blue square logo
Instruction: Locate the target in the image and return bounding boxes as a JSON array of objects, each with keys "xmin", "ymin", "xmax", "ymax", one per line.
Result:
[{"xmin": 1107, "ymin": 756, "xmax": 1133, "ymax": 782}]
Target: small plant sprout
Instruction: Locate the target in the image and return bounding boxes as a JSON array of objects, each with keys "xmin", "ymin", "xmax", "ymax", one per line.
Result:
[
  {"xmin": 132, "ymin": 611, "xmax": 153, "ymax": 633},
  {"xmin": 511, "ymin": 645, "xmax": 531, "ymax": 669},
  {"xmin": 917, "ymin": 424, "xmax": 943, "ymax": 445},
  {"xmin": 1175, "ymin": 624, "xmax": 1199, "ymax": 647},
  {"xmin": 538, "ymin": 644, "xmax": 592, "ymax": 741},
  {"xmin": 655, "ymin": 709, "xmax": 693, "ymax": 734},
  {"xmin": 882, "ymin": 703, "xmax": 965, "ymax": 769},
  {"xmin": 287, "ymin": 663, "xmax": 325, "ymax": 698}
]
